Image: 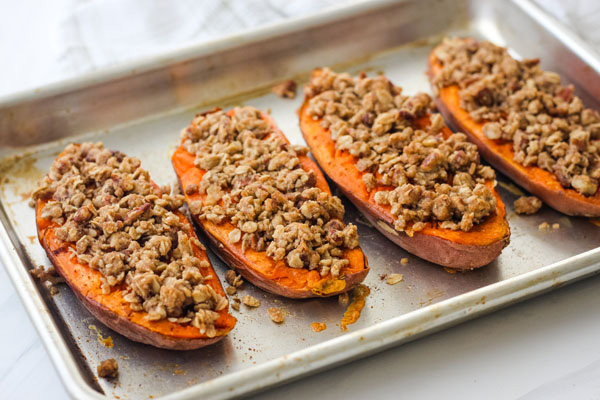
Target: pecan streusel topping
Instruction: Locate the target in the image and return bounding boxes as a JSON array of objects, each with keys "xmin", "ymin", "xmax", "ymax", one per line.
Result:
[
  {"xmin": 305, "ymin": 68, "xmax": 497, "ymax": 233},
  {"xmin": 433, "ymin": 37, "xmax": 600, "ymax": 197},
  {"xmin": 33, "ymin": 142, "xmax": 227, "ymax": 337},
  {"xmin": 181, "ymin": 106, "xmax": 359, "ymax": 278}
]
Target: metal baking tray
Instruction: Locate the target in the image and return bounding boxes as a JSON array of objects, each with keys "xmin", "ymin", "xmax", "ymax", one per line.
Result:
[{"xmin": 1, "ymin": 0, "xmax": 600, "ymax": 398}]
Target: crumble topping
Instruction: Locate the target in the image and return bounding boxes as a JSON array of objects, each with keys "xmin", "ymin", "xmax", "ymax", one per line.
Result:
[
  {"xmin": 241, "ymin": 294, "xmax": 260, "ymax": 308},
  {"xmin": 181, "ymin": 106, "xmax": 359, "ymax": 278},
  {"xmin": 386, "ymin": 273, "xmax": 404, "ymax": 285},
  {"xmin": 272, "ymin": 80, "xmax": 297, "ymax": 99},
  {"xmin": 513, "ymin": 195, "xmax": 543, "ymax": 215},
  {"xmin": 433, "ymin": 37, "xmax": 600, "ymax": 197},
  {"xmin": 267, "ymin": 307, "xmax": 285, "ymax": 323},
  {"xmin": 305, "ymin": 68, "xmax": 497, "ymax": 233},
  {"xmin": 97, "ymin": 358, "xmax": 119, "ymax": 379},
  {"xmin": 33, "ymin": 143, "xmax": 227, "ymax": 337}
]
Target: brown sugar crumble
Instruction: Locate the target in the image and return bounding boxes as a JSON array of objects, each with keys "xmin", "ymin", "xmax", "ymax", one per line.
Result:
[
  {"xmin": 33, "ymin": 143, "xmax": 227, "ymax": 337},
  {"xmin": 181, "ymin": 107, "xmax": 359, "ymax": 278},
  {"xmin": 272, "ymin": 80, "xmax": 297, "ymax": 99},
  {"xmin": 386, "ymin": 273, "xmax": 404, "ymax": 285},
  {"xmin": 267, "ymin": 307, "xmax": 285, "ymax": 323},
  {"xmin": 514, "ymin": 195, "xmax": 543, "ymax": 215},
  {"xmin": 225, "ymin": 286, "xmax": 237, "ymax": 296},
  {"xmin": 305, "ymin": 68, "xmax": 497, "ymax": 234},
  {"xmin": 241, "ymin": 294, "xmax": 261, "ymax": 308},
  {"xmin": 400, "ymin": 257, "xmax": 409, "ymax": 265},
  {"xmin": 97, "ymin": 358, "xmax": 119, "ymax": 379},
  {"xmin": 30, "ymin": 266, "xmax": 64, "ymax": 295},
  {"xmin": 433, "ymin": 38, "xmax": 600, "ymax": 197},
  {"xmin": 225, "ymin": 269, "xmax": 243, "ymax": 288}
]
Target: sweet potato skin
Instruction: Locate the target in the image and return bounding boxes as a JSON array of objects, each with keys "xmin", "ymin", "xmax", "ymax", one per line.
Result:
[
  {"xmin": 35, "ymin": 154, "xmax": 236, "ymax": 350},
  {"xmin": 299, "ymin": 82, "xmax": 510, "ymax": 269},
  {"xmin": 39, "ymin": 228, "xmax": 225, "ymax": 350},
  {"xmin": 172, "ymin": 111, "xmax": 369, "ymax": 298},
  {"xmin": 428, "ymin": 50, "xmax": 600, "ymax": 217}
]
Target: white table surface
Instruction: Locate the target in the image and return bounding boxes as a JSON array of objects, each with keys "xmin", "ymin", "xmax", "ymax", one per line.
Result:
[{"xmin": 3, "ymin": 1, "xmax": 600, "ymax": 399}]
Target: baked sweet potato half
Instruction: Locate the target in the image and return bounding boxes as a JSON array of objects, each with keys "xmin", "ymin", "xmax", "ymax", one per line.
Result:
[
  {"xmin": 428, "ymin": 38, "xmax": 600, "ymax": 216},
  {"xmin": 300, "ymin": 69, "xmax": 510, "ymax": 269},
  {"xmin": 34, "ymin": 143, "xmax": 236, "ymax": 350},
  {"xmin": 172, "ymin": 107, "xmax": 369, "ymax": 298}
]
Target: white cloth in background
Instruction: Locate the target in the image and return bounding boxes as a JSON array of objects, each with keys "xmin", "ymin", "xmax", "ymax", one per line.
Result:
[{"xmin": 58, "ymin": 0, "xmax": 362, "ymax": 74}]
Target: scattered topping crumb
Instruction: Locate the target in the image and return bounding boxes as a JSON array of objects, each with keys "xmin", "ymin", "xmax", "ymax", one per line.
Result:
[
  {"xmin": 514, "ymin": 196, "xmax": 543, "ymax": 215},
  {"xmin": 311, "ymin": 322, "xmax": 327, "ymax": 332},
  {"xmin": 33, "ymin": 143, "xmax": 227, "ymax": 336},
  {"xmin": 225, "ymin": 270, "xmax": 243, "ymax": 288},
  {"xmin": 267, "ymin": 307, "xmax": 285, "ymax": 324},
  {"xmin": 538, "ymin": 222, "xmax": 550, "ymax": 231},
  {"xmin": 231, "ymin": 299, "xmax": 240, "ymax": 311},
  {"xmin": 97, "ymin": 358, "xmax": 119, "ymax": 379},
  {"xmin": 182, "ymin": 107, "xmax": 359, "ymax": 277},
  {"xmin": 225, "ymin": 286, "xmax": 237, "ymax": 296},
  {"xmin": 400, "ymin": 258, "xmax": 409, "ymax": 265},
  {"xmin": 433, "ymin": 38, "xmax": 600, "ymax": 197},
  {"xmin": 30, "ymin": 266, "xmax": 64, "ymax": 285},
  {"xmin": 241, "ymin": 295, "xmax": 261, "ymax": 308},
  {"xmin": 386, "ymin": 273, "xmax": 404, "ymax": 285},
  {"xmin": 30, "ymin": 266, "xmax": 64, "ymax": 295},
  {"xmin": 306, "ymin": 68, "xmax": 497, "ymax": 234},
  {"xmin": 552, "ymin": 223, "xmax": 560, "ymax": 229},
  {"xmin": 272, "ymin": 80, "xmax": 297, "ymax": 99}
]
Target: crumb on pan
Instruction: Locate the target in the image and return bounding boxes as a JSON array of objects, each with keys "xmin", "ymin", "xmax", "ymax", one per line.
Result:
[
  {"xmin": 538, "ymin": 222, "xmax": 550, "ymax": 231},
  {"xmin": 267, "ymin": 307, "xmax": 285, "ymax": 323},
  {"xmin": 552, "ymin": 223, "xmax": 560, "ymax": 229},
  {"xmin": 514, "ymin": 196, "xmax": 543, "ymax": 215},
  {"xmin": 97, "ymin": 358, "xmax": 118, "ymax": 379},
  {"xmin": 225, "ymin": 286, "xmax": 237, "ymax": 296},
  {"xmin": 241, "ymin": 295, "xmax": 260, "ymax": 308},
  {"xmin": 272, "ymin": 80, "xmax": 297, "ymax": 99},
  {"xmin": 400, "ymin": 258, "xmax": 409, "ymax": 265},
  {"xmin": 225, "ymin": 270, "xmax": 243, "ymax": 288},
  {"xmin": 386, "ymin": 273, "xmax": 404, "ymax": 285},
  {"xmin": 30, "ymin": 265, "xmax": 64, "ymax": 295}
]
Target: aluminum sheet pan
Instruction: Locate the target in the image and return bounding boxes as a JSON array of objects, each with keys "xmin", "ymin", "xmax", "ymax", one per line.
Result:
[{"xmin": 1, "ymin": 0, "xmax": 599, "ymax": 399}]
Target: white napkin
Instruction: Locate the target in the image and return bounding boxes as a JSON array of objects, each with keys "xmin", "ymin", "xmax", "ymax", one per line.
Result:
[{"xmin": 59, "ymin": 0, "xmax": 363, "ymax": 74}]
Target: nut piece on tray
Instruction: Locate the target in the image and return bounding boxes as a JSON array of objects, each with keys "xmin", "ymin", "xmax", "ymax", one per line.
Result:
[
  {"xmin": 299, "ymin": 68, "xmax": 510, "ymax": 269},
  {"xmin": 429, "ymin": 37, "xmax": 600, "ymax": 216},
  {"xmin": 171, "ymin": 106, "xmax": 369, "ymax": 298},
  {"xmin": 33, "ymin": 143, "xmax": 236, "ymax": 350}
]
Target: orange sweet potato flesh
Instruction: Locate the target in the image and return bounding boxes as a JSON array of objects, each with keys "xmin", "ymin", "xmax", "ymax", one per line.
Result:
[
  {"xmin": 299, "ymin": 72, "xmax": 510, "ymax": 269},
  {"xmin": 36, "ymin": 151, "xmax": 236, "ymax": 350},
  {"xmin": 428, "ymin": 49, "xmax": 600, "ymax": 216},
  {"xmin": 172, "ymin": 110, "xmax": 369, "ymax": 298}
]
